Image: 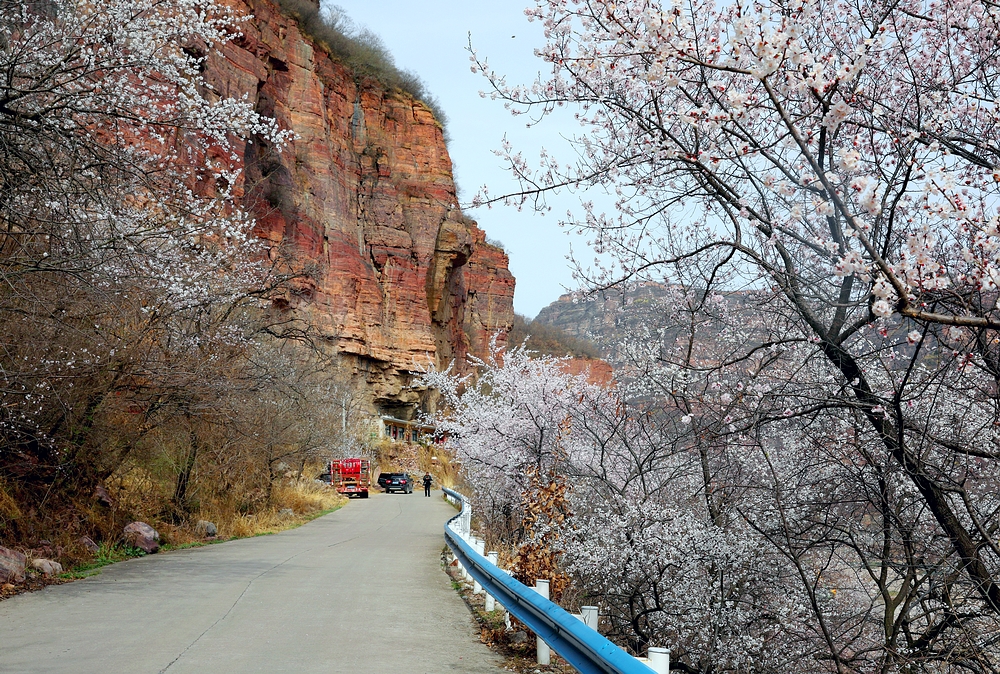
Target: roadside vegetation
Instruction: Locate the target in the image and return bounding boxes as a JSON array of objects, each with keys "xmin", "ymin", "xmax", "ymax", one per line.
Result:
[
  {"xmin": 369, "ymin": 438, "xmax": 462, "ymax": 491},
  {"xmin": 436, "ymin": 0, "xmax": 1000, "ymax": 669},
  {"xmin": 0, "ymin": 0, "xmax": 369, "ymax": 592},
  {"xmin": 443, "ymin": 546, "xmax": 574, "ymax": 674},
  {"xmin": 0, "ymin": 477, "xmax": 346, "ymax": 600},
  {"xmin": 57, "ymin": 543, "xmax": 148, "ymax": 581}
]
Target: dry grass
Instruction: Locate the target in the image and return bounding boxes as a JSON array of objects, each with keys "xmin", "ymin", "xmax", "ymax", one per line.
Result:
[
  {"xmin": 212, "ymin": 478, "xmax": 346, "ymax": 539},
  {"xmin": 420, "ymin": 446, "xmax": 460, "ymax": 489},
  {"xmin": 111, "ymin": 466, "xmax": 165, "ymax": 519},
  {"xmin": 371, "ymin": 439, "xmax": 462, "ymax": 489},
  {"xmin": 0, "ymin": 477, "xmax": 21, "ymax": 531},
  {"xmin": 1, "ymin": 475, "xmax": 348, "ymax": 602},
  {"xmin": 274, "ymin": 477, "xmax": 344, "ymax": 513},
  {"xmin": 370, "ymin": 437, "xmax": 418, "ymax": 474},
  {"xmin": 102, "ymin": 459, "xmax": 345, "ymax": 542}
]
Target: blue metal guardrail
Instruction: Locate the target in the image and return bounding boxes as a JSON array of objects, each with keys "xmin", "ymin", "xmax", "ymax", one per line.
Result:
[{"xmin": 442, "ymin": 487, "xmax": 655, "ymax": 674}]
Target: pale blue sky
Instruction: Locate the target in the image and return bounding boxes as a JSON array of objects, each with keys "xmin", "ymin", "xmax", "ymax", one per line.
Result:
[{"xmin": 326, "ymin": 0, "xmax": 589, "ymax": 318}]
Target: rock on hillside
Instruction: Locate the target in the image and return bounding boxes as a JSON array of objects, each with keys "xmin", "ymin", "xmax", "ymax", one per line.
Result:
[
  {"xmin": 0, "ymin": 546, "xmax": 25, "ymax": 584},
  {"xmin": 202, "ymin": 0, "xmax": 515, "ymax": 415},
  {"xmin": 506, "ymin": 313, "xmax": 612, "ymax": 384}
]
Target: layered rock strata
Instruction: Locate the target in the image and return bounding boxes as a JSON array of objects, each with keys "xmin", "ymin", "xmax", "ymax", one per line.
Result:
[{"xmin": 203, "ymin": 0, "xmax": 515, "ymax": 414}]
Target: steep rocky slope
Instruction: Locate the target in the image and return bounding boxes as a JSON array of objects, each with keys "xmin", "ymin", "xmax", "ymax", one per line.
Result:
[{"xmin": 202, "ymin": 0, "xmax": 515, "ymax": 415}]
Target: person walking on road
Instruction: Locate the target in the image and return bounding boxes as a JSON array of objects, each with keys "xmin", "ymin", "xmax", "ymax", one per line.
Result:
[{"xmin": 422, "ymin": 472, "xmax": 432, "ymax": 497}]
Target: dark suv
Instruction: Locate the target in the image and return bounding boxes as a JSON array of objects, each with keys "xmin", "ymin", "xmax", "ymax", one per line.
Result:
[{"xmin": 377, "ymin": 472, "xmax": 413, "ymax": 494}]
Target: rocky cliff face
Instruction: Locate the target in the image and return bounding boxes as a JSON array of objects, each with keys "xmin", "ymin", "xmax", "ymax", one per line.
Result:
[
  {"xmin": 202, "ymin": 0, "xmax": 515, "ymax": 415},
  {"xmin": 534, "ymin": 291, "xmax": 632, "ymax": 343},
  {"xmin": 535, "ymin": 286, "xmax": 672, "ymax": 347},
  {"xmin": 558, "ymin": 357, "xmax": 614, "ymax": 386}
]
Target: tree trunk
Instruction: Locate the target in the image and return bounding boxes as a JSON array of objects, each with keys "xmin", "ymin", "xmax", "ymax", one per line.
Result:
[
  {"xmin": 820, "ymin": 338, "xmax": 1000, "ymax": 612},
  {"xmin": 173, "ymin": 413, "xmax": 199, "ymax": 517}
]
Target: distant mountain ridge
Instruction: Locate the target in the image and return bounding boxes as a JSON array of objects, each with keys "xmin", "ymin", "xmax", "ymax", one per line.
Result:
[
  {"xmin": 533, "ymin": 284, "xmax": 677, "ymax": 355},
  {"xmin": 507, "ymin": 313, "xmax": 600, "ymax": 359}
]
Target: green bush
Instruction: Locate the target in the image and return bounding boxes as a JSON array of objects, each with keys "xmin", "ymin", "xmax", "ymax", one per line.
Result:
[{"xmin": 59, "ymin": 543, "xmax": 146, "ymax": 579}]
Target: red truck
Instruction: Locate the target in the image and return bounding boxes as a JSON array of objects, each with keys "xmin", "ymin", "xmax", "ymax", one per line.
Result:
[{"xmin": 331, "ymin": 458, "xmax": 370, "ymax": 498}]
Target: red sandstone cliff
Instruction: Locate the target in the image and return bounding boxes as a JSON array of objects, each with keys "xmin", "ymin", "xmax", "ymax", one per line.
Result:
[
  {"xmin": 558, "ymin": 358, "xmax": 614, "ymax": 386},
  {"xmin": 202, "ymin": 0, "xmax": 515, "ymax": 413}
]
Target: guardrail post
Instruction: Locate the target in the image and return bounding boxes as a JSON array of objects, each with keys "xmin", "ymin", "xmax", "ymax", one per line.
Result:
[
  {"xmin": 581, "ymin": 605, "xmax": 599, "ymax": 631},
  {"xmin": 534, "ymin": 579, "xmax": 550, "ymax": 665},
  {"xmin": 485, "ymin": 552, "xmax": 498, "ymax": 611},
  {"xmin": 473, "ymin": 539, "xmax": 485, "ymax": 594},
  {"xmin": 647, "ymin": 647, "xmax": 670, "ymax": 674},
  {"xmin": 503, "ymin": 569, "xmax": 512, "ymax": 630}
]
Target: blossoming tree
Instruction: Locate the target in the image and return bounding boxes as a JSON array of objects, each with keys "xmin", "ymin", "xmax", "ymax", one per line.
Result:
[
  {"xmin": 0, "ymin": 0, "xmax": 292, "ymax": 510},
  {"xmin": 464, "ymin": 0, "xmax": 1000, "ymax": 669}
]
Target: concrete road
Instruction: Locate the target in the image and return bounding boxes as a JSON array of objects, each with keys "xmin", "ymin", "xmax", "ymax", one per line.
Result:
[{"xmin": 0, "ymin": 492, "xmax": 504, "ymax": 673}]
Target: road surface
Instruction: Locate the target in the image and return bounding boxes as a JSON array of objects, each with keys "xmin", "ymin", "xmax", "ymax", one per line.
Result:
[{"xmin": 0, "ymin": 491, "xmax": 504, "ymax": 673}]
